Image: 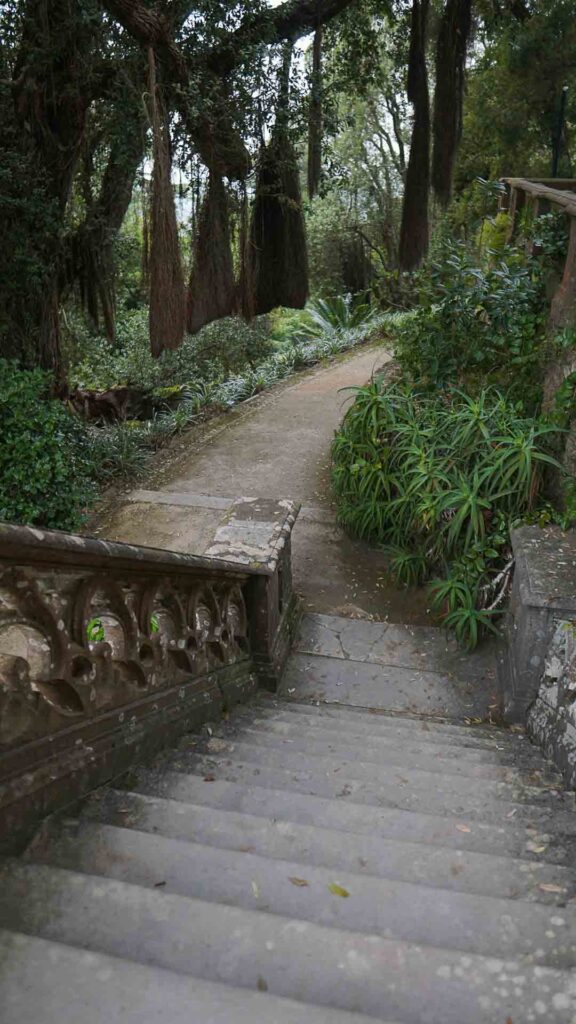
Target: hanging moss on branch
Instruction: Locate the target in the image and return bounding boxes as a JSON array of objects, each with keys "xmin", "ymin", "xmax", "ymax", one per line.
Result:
[
  {"xmin": 432, "ymin": 0, "xmax": 473, "ymax": 207},
  {"xmin": 187, "ymin": 172, "xmax": 236, "ymax": 335},
  {"xmin": 242, "ymin": 45, "xmax": 308, "ymax": 317},
  {"xmin": 147, "ymin": 47, "xmax": 186, "ymax": 358}
]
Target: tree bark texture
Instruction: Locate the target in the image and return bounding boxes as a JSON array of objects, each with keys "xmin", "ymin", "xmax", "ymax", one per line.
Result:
[
  {"xmin": 432, "ymin": 0, "xmax": 473, "ymax": 207},
  {"xmin": 398, "ymin": 0, "xmax": 431, "ymax": 272}
]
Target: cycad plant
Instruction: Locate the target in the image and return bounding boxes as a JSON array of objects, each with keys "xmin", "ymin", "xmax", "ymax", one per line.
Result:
[
  {"xmin": 332, "ymin": 379, "xmax": 562, "ymax": 647},
  {"xmin": 306, "ymin": 294, "xmax": 379, "ymax": 336}
]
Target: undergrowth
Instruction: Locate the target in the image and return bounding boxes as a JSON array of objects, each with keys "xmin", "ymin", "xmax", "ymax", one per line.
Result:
[{"xmin": 332, "ymin": 380, "xmax": 562, "ymax": 648}]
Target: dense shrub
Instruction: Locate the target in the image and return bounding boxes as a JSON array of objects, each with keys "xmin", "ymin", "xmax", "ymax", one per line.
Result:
[
  {"xmin": 332, "ymin": 378, "xmax": 561, "ymax": 647},
  {"xmin": 0, "ymin": 361, "xmax": 96, "ymax": 529},
  {"xmin": 395, "ymin": 242, "xmax": 545, "ymax": 405},
  {"xmin": 68, "ymin": 309, "xmax": 274, "ymax": 391}
]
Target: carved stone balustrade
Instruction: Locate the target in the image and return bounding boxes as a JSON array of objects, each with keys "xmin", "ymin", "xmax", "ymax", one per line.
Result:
[{"xmin": 0, "ymin": 503, "xmax": 299, "ymax": 850}]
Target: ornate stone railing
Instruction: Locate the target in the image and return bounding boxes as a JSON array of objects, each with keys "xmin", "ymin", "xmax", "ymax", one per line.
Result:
[{"xmin": 0, "ymin": 501, "xmax": 299, "ymax": 850}]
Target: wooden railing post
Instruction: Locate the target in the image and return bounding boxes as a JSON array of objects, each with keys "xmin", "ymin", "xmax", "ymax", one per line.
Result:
[{"xmin": 506, "ymin": 186, "xmax": 526, "ymax": 242}]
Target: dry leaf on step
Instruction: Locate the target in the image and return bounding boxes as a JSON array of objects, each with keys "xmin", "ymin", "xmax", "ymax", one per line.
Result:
[
  {"xmin": 328, "ymin": 883, "xmax": 350, "ymax": 898},
  {"xmin": 289, "ymin": 877, "xmax": 309, "ymax": 887}
]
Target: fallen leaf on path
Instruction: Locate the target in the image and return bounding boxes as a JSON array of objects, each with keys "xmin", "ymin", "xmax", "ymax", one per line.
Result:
[
  {"xmin": 328, "ymin": 883, "xmax": 350, "ymax": 898},
  {"xmin": 456, "ymin": 824, "xmax": 471, "ymax": 833},
  {"xmin": 251, "ymin": 881, "xmax": 260, "ymax": 899},
  {"xmin": 538, "ymin": 883, "xmax": 566, "ymax": 893},
  {"xmin": 289, "ymin": 877, "xmax": 309, "ymax": 887}
]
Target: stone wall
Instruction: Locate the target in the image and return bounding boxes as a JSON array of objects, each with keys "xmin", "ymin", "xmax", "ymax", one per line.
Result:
[{"xmin": 498, "ymin": 525, "xmax": 576, "ymax": 788}]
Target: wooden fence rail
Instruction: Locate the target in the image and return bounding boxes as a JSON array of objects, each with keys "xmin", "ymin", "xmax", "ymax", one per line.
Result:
[{"xmin": 500, "ymin": 176, "xmax": 576, "ymax": 329}]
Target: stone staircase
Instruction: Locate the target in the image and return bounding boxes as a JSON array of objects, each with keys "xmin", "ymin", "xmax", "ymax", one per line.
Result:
[{"xmin": 2, "ymin": 615, "xmax": 576, "ymax": 1022}]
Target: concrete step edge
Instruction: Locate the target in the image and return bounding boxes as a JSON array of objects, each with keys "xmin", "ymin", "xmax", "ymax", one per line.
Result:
[
  {"xmin": 0, "ymin": 929, "xmax": 386, "ymax": 1024},
  {"xmin": 131, "ymin": 770, "xmax": 573, "ymax": 863},
  {"xmin": 1, "ymin": 860, "xmax": 575, "ymax": 1024},
  {"xmin": 186, "ymin": 734, "xmax": 563, "ymax": 800},
  {"xmin": 160, "ymin": 752, "xmax": 576, "ymax": 828},
  {"xmin": 78, "ymin": 792, "xmax": 576, "ymax": 901},
  {"xmin": 216, "ymin": 724, "xmax": 560, "ymax": 781}
]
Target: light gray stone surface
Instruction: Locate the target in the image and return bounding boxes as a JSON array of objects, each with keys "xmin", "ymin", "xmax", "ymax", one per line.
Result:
[
  {"xmin": 2, "ymin": 861, "xmax": 576, "ymax": 1024},
  {"xmin": 4, "ymin": 620, "xmax": 576, "ymax": 1022},
  {"xmin": 0, "ymin": 931, "xmax": 383, "ymax": 1024},
  {"xmin": 284, "ymin": 614, "xmax": 496, "ymax": 718},
  {"xmin": 158, "ymin": 750, "xmax": 576, "ymax": 829},
  {"xmin": 28, "ymin": 819, "xmax": 576, "ymax": 965},
  {"xmin": 82, "ymin": 789, "xmax": 576, "ymax": 902}
]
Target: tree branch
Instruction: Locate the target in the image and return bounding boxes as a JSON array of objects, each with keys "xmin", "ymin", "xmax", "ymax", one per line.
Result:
[
  {"xmin": 99, "ymin": 0, "xmax": 355, "ymax": 175},
  {"xmin": 205, "ymin": 0, "xmax": 356, "ymax": 74}
]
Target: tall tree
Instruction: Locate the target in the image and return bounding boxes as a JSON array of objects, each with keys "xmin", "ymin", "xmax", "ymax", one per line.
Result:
[
  {"xmin": 432, "ymin": 0, "xmax": 473, "ymax": 206},
  {"xmin": 398, "ymin": 0, "xmax": 430, "ymax": 271},
  {"xmin": 0, "ymin": 0, "xmax": 356, "ymax": 385}
]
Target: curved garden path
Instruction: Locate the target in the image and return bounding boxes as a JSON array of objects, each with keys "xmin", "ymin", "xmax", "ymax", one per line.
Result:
[{"xmin": 94, "ymin": 342, "xmax": 429, "ymax": 623}]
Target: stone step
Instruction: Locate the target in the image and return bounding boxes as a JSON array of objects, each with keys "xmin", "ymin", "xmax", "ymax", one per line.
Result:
[
  {"xmin": 216, "ymin": 720, "xmax": 560, "ymax": 782},
  {"xmin": 30, "ymin": 818, "xmax": 576, "ymax": 967},
  {"xmin": 280, "ymin": 652, "xmax": 490, "ymax": 716},
  {"xmin": 82, "ymin": 789, "xmax": 576, "ymax": 902},
  {"xmin": 184, "ymin": 733, "xmax": 563, "ymax": 801},
  {"xmin": 227, "ymin": 709, "xmax": 555, "ymax": 767},
  {"xmin": 1, "ymin": 861, "xmax": 575, "ymax": 1024},
  {"xmin": 158, "ymin": 750, "xmax": 576, "ymax": 830},
  {"xmin": 247, "ymin": 697, "xmax": 528, "ymax": 748},
  {"xmin": 293, "ymin": 614, "xmax": 494, "ymax": 685},
  {"xmin": 0, "ymin": 929, "xmax": 388, "ymax": 1024},
  {"xmin": 0, "ymin": 930, "xmax": 386, "ymax": 1024},
  {"xmin": 132, "ymin": 769, "xmax": 573, "ymax": 864}
]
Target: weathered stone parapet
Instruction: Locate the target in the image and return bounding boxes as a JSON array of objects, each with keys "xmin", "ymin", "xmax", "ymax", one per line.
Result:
[
  {"xmin": 205, "ymin": 497, "xmax": 301, "ymax": 691},
  {"xmin": 528, "ymin": 618, "xmax": 576, "ymax": 789},
  {"xmin": 498, "ymin": 525, "xmax": 576, "ymax": 724},
  {"xmin": 498, "ymin": 524, "xmax": 576, "ymax": 786},
  {"xmin": 0, "ymin": 506, "xmax": 299, "ymax": 850}
]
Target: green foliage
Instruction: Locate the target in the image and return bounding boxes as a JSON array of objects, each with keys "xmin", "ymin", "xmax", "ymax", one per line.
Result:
[
  {"xmin": 307, "ymin": 294, "xmax": 379, "ymax": 334},
  {"xmin": 67, "ymin": 309, "xmax": 274, "ymax": 391},
  {"xmin": 0, "ymin": 360, "xmax": 96, "ymax": 529},
  {"xmin": 61, "ymin": 299, "xmax": 384, "ymax": 507},
  {"xmin": 457, "ymin": 1, "xmax": 576, "ymax": 183},
  {"xmin": 395, "ymin": 242, "xmax": 545, "ymax": 404},
  {"xmin": 475, "ymin": 212, "xmax": 511, "ymax": 255},
  {"xmin": 332, "ymin": 379, "xmax": 562, "ymax": 647},
  {"xmin": 532, "ymin": 211, "xmax": 569, "ymax": 263},
  {"xmin": 87, "ymin": 617, "xmax": 105, "ymax": 643}
]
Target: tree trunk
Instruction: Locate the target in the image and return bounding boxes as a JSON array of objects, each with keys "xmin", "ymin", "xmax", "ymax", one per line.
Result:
[
  {"xmin": 1, "ymin": 0, "xmax": 96, "ymax": 388},
  {"xmin": 398, "ymin": 0, "xmax": 431, "ymax": 272},
  {"xmin": 432, "ymin": 0, "xmax": 473, "ymax": 207},
  {"xmin": 65, "ymin": 99, "xmax": 146, "ymax": 342},
  {"xmin": 307, "ymin": 26, "xmax": 323, "ymax": 199}
]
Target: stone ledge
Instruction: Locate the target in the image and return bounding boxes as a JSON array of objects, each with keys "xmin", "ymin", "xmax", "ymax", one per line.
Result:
[
  {"xmin": 204, "ymin": 497, "xmax": 300, "ymax": 573},
  {"xmin": 512, "ymin": 525, "xmax": 576, "ymax": 609}
]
